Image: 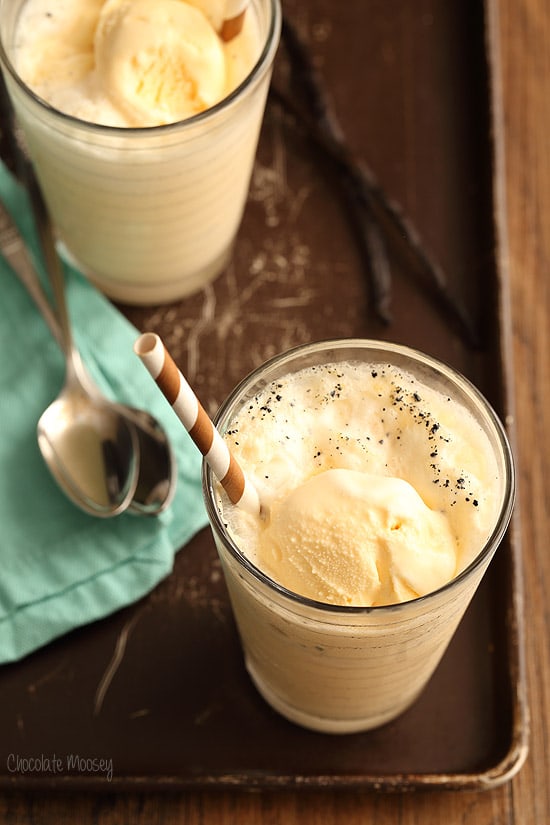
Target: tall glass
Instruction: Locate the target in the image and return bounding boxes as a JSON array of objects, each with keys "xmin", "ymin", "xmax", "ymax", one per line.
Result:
[
  {"xmin": 203, "ymin": 340, "xmax": 516, "ymax": 733},
  {"xmin": 0, "ymin": 0, "xmax": 281, "ymax": 304}
]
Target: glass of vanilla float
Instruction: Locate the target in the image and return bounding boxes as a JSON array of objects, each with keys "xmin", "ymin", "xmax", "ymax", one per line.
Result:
[
  {"xmin": 203, "ymin": 340, "xmax": 515, "ymax": 734},
  {"xmin": 0, "ymin": 0, "xmax": 281, "ymax": 304}
]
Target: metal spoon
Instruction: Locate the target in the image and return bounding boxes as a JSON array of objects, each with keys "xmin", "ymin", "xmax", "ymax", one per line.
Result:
[
  {"xmin": 0, "ymin": 196, "xmax": 176, "ymax": 516},
  {"xmin": 29, "ymin": 175, "xmax": 140, "ymax": 516}
]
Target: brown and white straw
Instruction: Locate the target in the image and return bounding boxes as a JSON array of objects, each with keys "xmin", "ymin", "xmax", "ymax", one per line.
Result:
[
  {"xmin": 134, "ymin": 332, "xmax": 260, "ymax": 516},
  {"xmin": 220, "ymin": 0, "xmax": 248, "ymax": 41}
]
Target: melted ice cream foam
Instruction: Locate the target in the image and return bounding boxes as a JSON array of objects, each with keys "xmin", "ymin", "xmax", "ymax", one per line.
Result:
[{"xmin": 13, "ymin": 0, "xmax": 260, "ymax": 126}]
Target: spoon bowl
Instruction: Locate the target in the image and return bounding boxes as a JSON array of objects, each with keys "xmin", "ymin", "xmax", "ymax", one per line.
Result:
[{"xmin": 37, "ymin": 365, "xmax": 139, "ymax": 516}]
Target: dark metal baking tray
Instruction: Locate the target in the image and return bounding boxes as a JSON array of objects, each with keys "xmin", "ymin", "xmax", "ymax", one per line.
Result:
[{"xmin": 0, "ymin": 0, "xmax": 528, "ymax": 792}]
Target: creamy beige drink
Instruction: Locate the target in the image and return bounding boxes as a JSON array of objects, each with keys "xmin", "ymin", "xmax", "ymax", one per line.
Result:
[
  {"xmin": 0, "ymin": 0, "xmax": 280, "ymax": 303},
  {"xmin": 204, "ymin": 340, "xmax": 515, "ymax": 733}
]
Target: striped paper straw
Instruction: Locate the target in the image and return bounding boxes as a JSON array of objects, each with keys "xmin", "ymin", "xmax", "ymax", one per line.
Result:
[
  {"xmin": 134, "ymin": 332, "xmax": 260, "ymax": 516},
  {"xmin": 220, "ymin": 0, "xmax": 248, "ymax": 41}
]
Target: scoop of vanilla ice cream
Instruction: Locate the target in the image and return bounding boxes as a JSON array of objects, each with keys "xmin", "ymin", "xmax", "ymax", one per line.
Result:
[
  {"xmin": 257, "ymin": 469, "xmax": 458, "ymax": 606},
  {"xmin": 95, "ymin": 0, "xmax": 227, "ymax": 125}
]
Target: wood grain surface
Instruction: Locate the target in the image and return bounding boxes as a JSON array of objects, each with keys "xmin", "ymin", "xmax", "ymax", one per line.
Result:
[{"xmin": 0, "ymin": 0, "xmax": 548, "ymax": 821}]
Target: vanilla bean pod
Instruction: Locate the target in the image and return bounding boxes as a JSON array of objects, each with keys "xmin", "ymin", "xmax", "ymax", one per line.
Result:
[
  {"xmin": 277, "ymin": 16, "xmax": 480, "ymax": 349},
  {"xmin": 280, "ymin": 17, "xmax": 393, "ymax": 324}
]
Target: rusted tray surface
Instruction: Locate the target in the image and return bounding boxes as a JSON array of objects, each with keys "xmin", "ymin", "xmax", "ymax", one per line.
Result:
[{"xmin": 0, "ymin": 0, "xmax": 527, "ymax": 791}]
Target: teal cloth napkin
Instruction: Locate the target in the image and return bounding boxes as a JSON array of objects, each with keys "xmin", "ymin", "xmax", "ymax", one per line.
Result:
[{"xmin": 0, "ymin": 162, "xmax": 209, "ymax": 664}]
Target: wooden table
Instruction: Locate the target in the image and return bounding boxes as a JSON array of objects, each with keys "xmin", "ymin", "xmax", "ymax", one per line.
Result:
[{"xmin": 1, "ymin": 0, "xmax": 548, "ymax": 821}]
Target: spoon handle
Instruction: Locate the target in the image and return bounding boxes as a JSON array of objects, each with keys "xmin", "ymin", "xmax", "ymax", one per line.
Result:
[
  {"xmin": 0, "ymin": 72, "xmax": 70, "ymax": 346},
  {"xmin": 24, "ymin": 170, "xmax": 76, "ymax": 356},
  {"xmin": 0, "ymin": 198, "xmax": 63, "ymax": 348},
  {"xmin": 0, "ymin": 190, "xmax": 100, "ymax": 398},
  {"xmin": 0, "ymin": 74, "xmax": 77, "ymax": 367},
  {"xmin": 22, "ymin": 160, "xmax": 102, "ymax": 396}
]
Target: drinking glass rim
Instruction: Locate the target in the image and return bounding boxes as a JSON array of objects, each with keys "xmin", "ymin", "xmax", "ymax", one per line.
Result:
[
  {"xmin": 0, "ymin": 0, "xmax": 281, "ymax": 136},
  {"xmin": 203, "ymin": 338, "xmax": 516, "ymax": 617}
]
